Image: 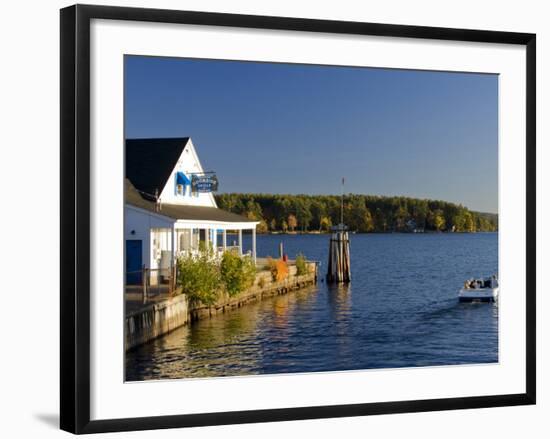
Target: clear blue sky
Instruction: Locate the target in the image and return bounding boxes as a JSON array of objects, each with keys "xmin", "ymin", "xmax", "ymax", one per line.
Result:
[{"xmin": 125, "ymin": 56, "xmax": 498, "ymax": 213}]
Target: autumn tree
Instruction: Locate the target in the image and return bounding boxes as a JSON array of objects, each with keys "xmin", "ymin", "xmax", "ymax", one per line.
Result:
[
  {"xmin": 244, "ymin": 199, "xmax": 263, "ymax": 221},
  {"xmin": 287, "ymin": 214, "xmax": 298, "ymax": 232},
  {"xmin": 363, "ymin": 207, "xmax": 375, "ymax": 232},
  {"xmin": 433, "ymin": 209, "xmax": 446, "ymax": 231},
  {"xmin": 464, "ymin": 212, "xmax": 475, "ymax": 232},
  {"xmin": 281, "ymin": 219, "xmax": 288, "ymax": 232},
  {"xmin": 319, "ymin": 216, "xmax": 332, "ymax": 232}
]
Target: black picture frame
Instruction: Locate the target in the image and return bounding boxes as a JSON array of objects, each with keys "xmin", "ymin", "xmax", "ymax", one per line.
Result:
[{"xmin": 60, "ymin": 4, "xmax": 536, "ymax": 434}]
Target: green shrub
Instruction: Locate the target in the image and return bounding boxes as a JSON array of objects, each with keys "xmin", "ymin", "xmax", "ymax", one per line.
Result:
[
  {"xmin": 220, "ymin": 251, "xmax": 256, "ymax": 297},
  {"xmin": 198, "ymin": 240, "xmax": 214, "ymax": 254},
  {"xmin": 177, "ymin": 252, "xmax": 221, "ymax": 306},
  {"xmin": 295, "ymin": 253, "xmax": 308, "ymax": 276}
]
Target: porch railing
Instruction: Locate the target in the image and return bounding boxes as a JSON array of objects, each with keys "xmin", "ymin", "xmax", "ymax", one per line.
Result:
[
  {"xmin": 176, "ymin": 245, "xmax": 247, "ymax": 260},
  {"xmin": 125, "ymin": 265, "xmax": 178, "ymax": 305}
]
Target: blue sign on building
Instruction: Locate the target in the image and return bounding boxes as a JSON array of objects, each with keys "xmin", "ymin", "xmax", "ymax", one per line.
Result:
[{"xmin": 191, "ymin": 174, "xmax": 219, "ymax": 193}]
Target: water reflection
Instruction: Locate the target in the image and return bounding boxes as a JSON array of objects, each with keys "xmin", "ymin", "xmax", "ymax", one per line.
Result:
[
  {"xmin": 327, "ymin": 283, "xmax": 352, "ymax": 319},
  {"xmin": 126, "ymin": 285, "xmax": 322, "ymax": 380},
  {"xmin": 126, "ymin": 233, "xmax": 498, "ymax": 381}
]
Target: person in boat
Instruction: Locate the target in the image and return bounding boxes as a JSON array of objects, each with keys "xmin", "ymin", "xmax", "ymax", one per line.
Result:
[{"xmin": 463, "ymin": 275, "xmax": 498, "ymax": 291}]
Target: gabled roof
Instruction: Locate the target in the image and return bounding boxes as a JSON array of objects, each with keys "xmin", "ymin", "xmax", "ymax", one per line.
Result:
[
  {"xmin": 125, "ymin": 179, "xmax": 257, "ymax": 224},
  {"xmin": 125, "ymin": 178, "xmax": 160, "ymax": 210},
  {"xmin": 126, "ymin": 137, "xmax": 189, "ymax": 198}
]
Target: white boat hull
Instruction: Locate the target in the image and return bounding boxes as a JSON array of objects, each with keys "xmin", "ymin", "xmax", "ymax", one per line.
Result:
[{"xmin": 458, "ymin": 287, "xmax": 499, "ymax": 302}]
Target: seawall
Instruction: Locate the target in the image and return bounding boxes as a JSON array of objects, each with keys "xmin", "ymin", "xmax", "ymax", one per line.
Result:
[
  {"xmin": 125, "ymin": 262, "xmax": 317, "ymax": 351},
  {"xmin": 125, "ymin": 293, "xmax": 189, "ymax": 351}
]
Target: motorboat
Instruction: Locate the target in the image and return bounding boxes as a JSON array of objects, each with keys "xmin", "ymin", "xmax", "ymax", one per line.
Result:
[{"xmin": 459, "ymin": 275, "xmax": 499, "ymax": 302}]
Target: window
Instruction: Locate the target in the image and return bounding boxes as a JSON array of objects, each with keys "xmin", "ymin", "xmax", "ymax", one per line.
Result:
[
  {"xmin": 179, "ymin": 230, "xmax": 191, "ymax": 251},
  {"xmin": 176, "ymin": 172, "xmax": 191, "ymax": 196}
]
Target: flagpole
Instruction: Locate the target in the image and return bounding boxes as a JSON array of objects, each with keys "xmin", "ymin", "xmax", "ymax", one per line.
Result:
[{"xmin": 341, "ymin": 177, "xmax": 344, "ymax": 226}]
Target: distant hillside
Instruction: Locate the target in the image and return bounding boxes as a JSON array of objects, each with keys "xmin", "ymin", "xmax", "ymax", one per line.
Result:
[
  {"xmin": 215, "ymin": 193, "xmax": 498, "ymax": 233},
  {"xmin": 473, "ymin": 211, "xmax": 499, "ymax": 224}
]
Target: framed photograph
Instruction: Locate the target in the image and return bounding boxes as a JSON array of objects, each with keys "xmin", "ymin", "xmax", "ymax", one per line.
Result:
[{"xmin": 60, "ymin": 4, "xmax": 536, "ymax": 434}]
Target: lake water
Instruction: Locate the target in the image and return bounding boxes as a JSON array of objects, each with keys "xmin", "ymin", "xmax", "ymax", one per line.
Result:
[{"xmin": 125, "ymin": 233, "xmax": 498, "ymax": 381}]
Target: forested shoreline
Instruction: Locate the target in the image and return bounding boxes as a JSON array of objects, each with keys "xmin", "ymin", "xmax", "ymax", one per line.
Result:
[{"xmin": 215, "ymin": 193, "xmax": 498, "ymax": 234}]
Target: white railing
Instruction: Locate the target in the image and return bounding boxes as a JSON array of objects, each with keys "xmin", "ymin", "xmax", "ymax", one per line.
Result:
[
  {"xmin": 217, "ymin": 245, "xmax": 240, "ymax": 254},
  {"xmin": 176, "ymin": 247, "xmax": 251, "ymax": 262}
]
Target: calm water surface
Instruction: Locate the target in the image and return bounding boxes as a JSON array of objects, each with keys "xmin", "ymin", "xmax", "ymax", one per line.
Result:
[{"xmin": 126, "ymin": 233, "xmax": 498, "ymax": 380}]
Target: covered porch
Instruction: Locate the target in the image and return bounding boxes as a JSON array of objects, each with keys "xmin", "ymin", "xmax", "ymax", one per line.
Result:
[
  {"xmin": 148, "ymin": 203, "xmax": 259, "ymax": 266},
  {"xmin": 173, "ymin": 220, "xmax": 258, "ymax": 262},
  {"xmin": 143, "ymin": 221, "xmax": 258, "ymax": 301}
]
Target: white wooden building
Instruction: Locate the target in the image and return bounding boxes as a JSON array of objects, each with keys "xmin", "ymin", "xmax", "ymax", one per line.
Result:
[{"xmin": 124, "ymin": 137, "xmax": 258, "ymax": 284}]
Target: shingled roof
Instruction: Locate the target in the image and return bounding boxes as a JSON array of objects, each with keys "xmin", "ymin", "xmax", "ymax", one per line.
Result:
[
  {"xmin": 125, "ymin": 179, "xmax": 257, "ymax": 224},
  {"xmin": 126, "ymin": 137, "xmax": 189, "ymax": 198}
]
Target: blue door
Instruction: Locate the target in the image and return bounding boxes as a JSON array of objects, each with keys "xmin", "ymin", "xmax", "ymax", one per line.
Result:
[{"xmin": 126, "ymin": 240, "xmax": 142, "ymax": 285}]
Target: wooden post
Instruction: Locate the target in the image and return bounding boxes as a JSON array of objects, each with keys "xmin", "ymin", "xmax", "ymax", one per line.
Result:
[
  {"xmin": 279, "ymin": 242, "xmax": 284, "ymax": 259},
  {"xmin": 171, "ymin": 264, "xmax": 177, "ymax": 296},
  {"xmin": 142, "ymin": 265, "xmax": 147, "ymax": 304},
  {"xmin": 170, "ymin": 227, "xmax": 175, "ymax": 281},
  {"xmin": 327, "ymin": 227, "xmax": 351, "ymax": 283},
  {"xmin": 223, "ymin": 229, "xmax": 227, "ymax": 252}
]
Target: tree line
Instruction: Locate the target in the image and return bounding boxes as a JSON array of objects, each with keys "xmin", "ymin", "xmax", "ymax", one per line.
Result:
[{"xmin": 215, "ymin": 193, "xmax": 498, "ymax": 234}]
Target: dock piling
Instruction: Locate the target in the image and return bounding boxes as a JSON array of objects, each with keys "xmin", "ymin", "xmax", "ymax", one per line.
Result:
[{"xmin": 327, "ymin": 224, "xmax": 351, "ymax": 283}]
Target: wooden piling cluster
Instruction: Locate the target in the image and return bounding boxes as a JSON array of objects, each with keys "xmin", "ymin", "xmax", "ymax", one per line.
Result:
[{"xmin": 327, "ymin": 226, "xmax": 351, "ymax": 283}]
